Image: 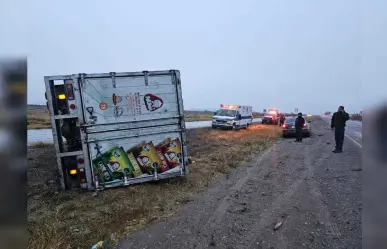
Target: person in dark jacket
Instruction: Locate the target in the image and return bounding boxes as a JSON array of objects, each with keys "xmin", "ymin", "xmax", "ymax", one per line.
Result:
[
  {"xmin": 295, "ymin": 112, "xmax": 305, "ymax": 142},
  {"xmin": 331, "ymin": 106, "xmax": 350, "ymax": 153},
  {"xmin": 279, "ymin": 114, "xmax": 286, "ymax": 127}
]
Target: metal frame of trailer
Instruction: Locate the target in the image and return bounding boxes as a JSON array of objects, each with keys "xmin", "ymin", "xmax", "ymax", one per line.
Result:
[{"xmin": 44, "ymin": 70, "xmax": 189, "ymax": 190}]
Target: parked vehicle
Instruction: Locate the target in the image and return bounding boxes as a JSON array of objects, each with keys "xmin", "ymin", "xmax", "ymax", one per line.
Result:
[
  {"xmin": 44, "ymin": 70, "xmax": 189, "ymax": 190},
  {"xmin": 212, "ymin": 104, "xmax": 253, "ymax": 130},
  {"xmin": 282, "ymin": 117, "xmax": 312, "ymax": 138},
  {"xmin": 262, "ymin": 108, "xmax": 280, "ymax": 124}
]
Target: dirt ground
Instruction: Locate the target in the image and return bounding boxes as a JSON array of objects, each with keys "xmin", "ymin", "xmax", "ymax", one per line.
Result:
[
  {"xmin": 27, "ymin": 124, "xmax": 281, "ymax": 249},
  {"xmin": 115, "ymin": 118, "xmax": 362, "ymax": 249}
]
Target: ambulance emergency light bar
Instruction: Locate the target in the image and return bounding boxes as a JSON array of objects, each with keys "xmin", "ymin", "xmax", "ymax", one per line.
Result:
[{"xmin": 220, "ymin": 104, "xmax": 240, "ymax": 110}]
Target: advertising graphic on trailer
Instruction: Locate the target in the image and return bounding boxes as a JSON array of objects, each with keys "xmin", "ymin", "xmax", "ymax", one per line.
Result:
[
  {"xmin": 144, "ymin": 93, "xmax": 164, "ymax": 111},
  {"xmin": 81, "ymin": 75, "xmax": 179, "ymax": 125},
  {"xmin": 92, "ymin": 137, "xmax": 183, "ymax": 184},
  {"xmin": 95, "ymin": 92, "xmax": 164, "ymax": 114}
]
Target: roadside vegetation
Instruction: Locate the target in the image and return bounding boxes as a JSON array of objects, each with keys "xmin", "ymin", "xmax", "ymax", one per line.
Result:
[
  {"xmin": 27, "ymin": 124, "xmax": 281, "ymax": 249},
  {"xmin": 27, "ymin": 106, "xmax": 51, "ymax": 129},
  {"xmin": 28, "ymin": 105, "xmax": 218, "ymax": 129},
  {"xmin": 350, "ymin": 114, "xmax": 362, "ymax": 121},
  {"xmin": 30, "ymin": 142, "xmax": 52, "ymax": 148},
  {"xmin": 184, "ymin": 110, "xmax": 213, "ymax": 121}
]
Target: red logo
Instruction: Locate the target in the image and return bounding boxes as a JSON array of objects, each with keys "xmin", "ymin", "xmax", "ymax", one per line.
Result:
[
  {"xmin": 112, "ymin": 94, "xmax": 122, "ymax": 105},
  {"xmin": 144, "ymin": 94, "xmax": 163, "ymax": 111},
  {"xmin": 99, "ymin": 102, "xmax": 108, "ymax": 110}
]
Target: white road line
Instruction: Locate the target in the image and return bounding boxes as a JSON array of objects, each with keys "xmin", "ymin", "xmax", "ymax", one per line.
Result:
[
  {"xmin": 345, "ymin": 134, "xmax": 362, "ymax": 148},
  {"xmin": 321, "ymin": 117, "xmax": 362, "ymax": 148}
]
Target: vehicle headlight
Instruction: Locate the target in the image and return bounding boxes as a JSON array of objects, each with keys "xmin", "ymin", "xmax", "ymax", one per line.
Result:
[
  {"xmin": 227, "ymin": 120, "xmax": 234, "ymax": 124},
  {"xmin": 212, "ymin": 119, "xmax": 216, "ymax": 123}
]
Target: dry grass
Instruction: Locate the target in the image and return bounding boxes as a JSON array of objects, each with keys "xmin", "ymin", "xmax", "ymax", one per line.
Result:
[
  {"xmin": 184, "ymin": 111, "xmax": 213, "ymax": 121},
  {"xmin": 27, "ymin": 124, "xmax": 281, "ymax": 249},
  {"xmin": 28, "ymin": 106, "xmax": 50, "ymax": 129},
  {"xmin": 30, "ymin": 142, "xmax": 52, "ymax": 148},
  {"xmin": 184, "ymin": 114, "xmax": 212, "ymax": 122}
]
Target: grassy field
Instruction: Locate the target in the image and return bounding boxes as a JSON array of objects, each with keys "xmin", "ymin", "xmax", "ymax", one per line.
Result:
[
  {"xmin": 27, "ymin": 124, "xmax": 281, "ymax": 249},
  {"xmin": 27, "ymin": 106, "xmax": 215, "ymax": 129},
  {"xmin": 184, "ymin": 110, "xmax": 213, "ymax": 121},
  {"xmin": 28, "ymin": 106, "xmax": 51, "ymax": 129}
]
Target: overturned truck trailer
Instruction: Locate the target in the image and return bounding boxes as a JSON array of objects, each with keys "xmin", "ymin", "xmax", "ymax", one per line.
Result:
[{"xmin": 44, "ymin": 70, "xmax": 189, "ymax": 190}]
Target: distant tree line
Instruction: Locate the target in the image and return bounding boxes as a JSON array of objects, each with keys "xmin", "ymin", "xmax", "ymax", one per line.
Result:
[{"xmin": 350, "ymin": 114, "xmax": 362, "ymax": 121}]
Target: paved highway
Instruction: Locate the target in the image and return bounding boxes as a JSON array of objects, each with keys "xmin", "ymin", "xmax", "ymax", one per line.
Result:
[{"xmin": 321, "ymin": 115, "xmax": 362, "ymax": 148}]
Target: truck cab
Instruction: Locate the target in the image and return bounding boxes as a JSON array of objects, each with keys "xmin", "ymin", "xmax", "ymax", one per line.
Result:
[{"xmin": 212, "ymin": 104, "xmax": 252, "ymax": 130}]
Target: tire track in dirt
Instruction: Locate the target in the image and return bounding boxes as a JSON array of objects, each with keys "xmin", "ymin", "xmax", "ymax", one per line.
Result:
[
  {"xmin": 248, "ymin": 149, "xmax": 313, "ymax": 249},
  {"xmin": 115, "ymin": 143, "xmax": 280, "ymax": 249},
  {"xmin": 116, "ymin": 119, "xmax": 354, "ymax": 249},
  {"xmin": 197, "ymin": 138, "xmax": 310, "ymax": 236},
  {"xmin": 178, "ymin": 120, "xmax": 333, "ymax": 248},
  {"xmin": 187, "ymin": 120, "xmax": 329, "ymax": 249},
  {"xmin": 243, "ymin": 120, "xmax": 338, "ymax": 249},
  {"xmin": 305, "ymin": 147, "xmax": 343, "ymax": 240},
  {"xmin": 247, "ymin": 120, "xmax": 353, "ymax": 249},
  {"xmin": 204, "ymin": 148, "xmax": 274, "ymax": 231},
  {"xmin": 307, "ymin": 128, "xmax": 362, "ymax": 248}
]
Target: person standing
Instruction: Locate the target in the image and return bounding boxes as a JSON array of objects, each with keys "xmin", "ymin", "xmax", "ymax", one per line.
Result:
[
  {"xmin": 331, "ymin": 106, "xmax": 350, "ymax": 153},
  {"xmin": 295, "ymin": 112, "xmax": 305, "ymax": 142},
  {"xmin": 279, "ymin": 114, "xmax": 286, "ymax": 127}
]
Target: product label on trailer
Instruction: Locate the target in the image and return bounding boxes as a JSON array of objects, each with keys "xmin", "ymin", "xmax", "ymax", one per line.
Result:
[
  {"xmin": 144, "ymin": 93, "xmax": 164, "ymax": 111},
  {"xmin": 99, "ymin": 102, "xmax": 108, "ymax": 110},
  {"xmin": 126, "ymin": 92, "xmax": 141, "ymax": 117}
]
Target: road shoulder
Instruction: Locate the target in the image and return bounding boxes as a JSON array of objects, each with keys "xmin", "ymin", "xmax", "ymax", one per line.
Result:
[{"xmin": 116, "ymin": 119, "xmax": 362, "ymax": 249}]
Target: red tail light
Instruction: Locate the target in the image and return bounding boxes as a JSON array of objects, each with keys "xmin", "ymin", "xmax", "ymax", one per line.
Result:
[
  {"xmin": 282, "ymin": 124, "xmax": 288, "ymax": 128},
  {"xmin": 303, "ymin": 123, "xmax": 307, "ymax": 127},
  {"xmin": 79, "ymin": 168, "xmax": 87, "ymax": 183},
  {"xmin": 65, "ymin": 81, "xmax": 75, "ymax": 100}
]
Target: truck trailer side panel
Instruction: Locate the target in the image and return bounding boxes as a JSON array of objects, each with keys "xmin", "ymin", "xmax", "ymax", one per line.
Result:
[
  {"xmin": 44, "ymin": 70, "xmax": 188, "ymax": 190},
  {"xmin": 79, "ymin": 71, "xmax": 183, "ymax": 128},
  {"xmin": 79, "ymin": 70, "xmax": 187, "ymax": 189}
]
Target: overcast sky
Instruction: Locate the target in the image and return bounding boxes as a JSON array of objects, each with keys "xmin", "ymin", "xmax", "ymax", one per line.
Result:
[{"xmin": 1, "ymin": 0, "xmax": 386, "ymax": 114}]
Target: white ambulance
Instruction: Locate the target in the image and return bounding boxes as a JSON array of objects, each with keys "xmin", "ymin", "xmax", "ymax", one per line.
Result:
[{"xmin": 212, "ymin": 104, "xmax": 253, "ymax": 130}]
